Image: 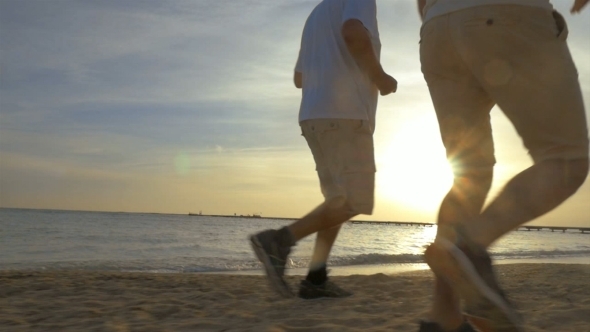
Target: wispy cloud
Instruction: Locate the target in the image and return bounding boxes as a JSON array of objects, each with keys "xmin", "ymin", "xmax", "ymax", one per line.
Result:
[{"xmin": 1, "ymin": 0, "xmax": 589, "ymax": 225}]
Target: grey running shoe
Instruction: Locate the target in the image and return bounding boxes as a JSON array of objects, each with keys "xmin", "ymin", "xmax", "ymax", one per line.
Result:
[
  {"xmin": 418, "ymin": 320, "xmax": 477, "ymax": 332},
  {"xmin": 250, "ymin": 229, "xmax": 292, "ymax": 297},
  {"xmin": 298, "ymin": 279, "xmax": 352, "ymax": 299},
  {"xmin": 424, "ymin": 233, "xmax": 523, "ymax": 332}
]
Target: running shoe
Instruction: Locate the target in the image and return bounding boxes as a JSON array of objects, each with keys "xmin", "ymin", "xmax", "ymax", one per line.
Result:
[
  {"xmin": 250, "ymin": 229, "xmax": 293, "ymax": 297},
  {"xmin": 298, "ymin": 279, "xmax": 352, "ymax": 299},
  {"xmin": 418, "ymin": 320, "xmax": 477, "ymax": 332},
  {"xmin": 424, "ymin": 232, "xmax": 523, "ymax": 332}
]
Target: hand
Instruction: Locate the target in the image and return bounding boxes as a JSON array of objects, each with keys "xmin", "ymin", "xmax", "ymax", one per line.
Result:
[
  {"xmin": 571, "ymin": 0, "xmax": 589, "ymax": 13},
  {"xmin": 375, "ymin": 72, "xmax": 398, "ymax": 96}
]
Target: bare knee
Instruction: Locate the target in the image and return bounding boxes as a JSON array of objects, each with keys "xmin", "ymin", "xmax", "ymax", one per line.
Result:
[
  {"xmin": 438, "ymin": 164, "xmax": 494, "ymax": 226},
  {"xmin": 323, "ymin": 196, "xmax": 358, "ymax": 221},
  {"xmin": 450, "ymin": 164, "xmax": 494, "ymax": 196},
  {"xmin": 325, "ymin": 196, "xmax": 347, "ymax": 209},
  {"xmin": 563, "ymin": 158, "xmax": 589, "ymax": 189},
  {"xmin": 536, "ymin": 157, "xmax": 589, "ymax": 192}
]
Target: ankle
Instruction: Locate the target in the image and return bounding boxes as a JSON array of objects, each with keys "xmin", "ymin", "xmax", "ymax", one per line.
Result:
[{"xmin": 306, "ymin": 264, "xmax": 327, "ymax": 285}]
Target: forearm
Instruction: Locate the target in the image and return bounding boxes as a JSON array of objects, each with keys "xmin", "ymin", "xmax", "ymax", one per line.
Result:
[
  {"xmin": 417, "ymin": 0, "xmax": 426, "ymax": 20},
  {"xmin": 571, "ymin": 0, "xmax": 589, "ymax": 13},
  {"xmin": 341, "ymin": 19, "xmax": 384, "ymax": 85}
]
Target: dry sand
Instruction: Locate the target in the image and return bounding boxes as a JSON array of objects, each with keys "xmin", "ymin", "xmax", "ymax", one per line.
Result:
[{"xmin": 1, "ymin": 264, "xmax": 589, "ymax": 332}]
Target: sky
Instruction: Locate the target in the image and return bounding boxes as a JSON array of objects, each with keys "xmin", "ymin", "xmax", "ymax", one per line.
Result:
[{"xmin": 1, "ymin": 0, "xmax": 589, "ymax": 227}]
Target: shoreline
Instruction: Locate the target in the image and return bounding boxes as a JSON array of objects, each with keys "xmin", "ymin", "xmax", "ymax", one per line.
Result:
[
  {"xmin": 1, "ymin": 263, "xmax": 589, "ymax": 331},
  {"xmin": 1, "ymin": 256, "xmax": 588, "ymax": 276},
  {"xmin": 3, "ymin": 208, "xmax": 589, "ymax": 232},
  {"xmin": 209, "ymin": 256, "xmax": 590, "ymax": 276}
]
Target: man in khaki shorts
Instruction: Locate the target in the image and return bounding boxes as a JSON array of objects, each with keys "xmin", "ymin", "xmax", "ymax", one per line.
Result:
[
  {"xmin": 250, "ymin": 0, "xmax": 396, "ymax": 299},
  {"xmin": 417, "ymin": 0, "xmax": 589, "ymax": 331}
]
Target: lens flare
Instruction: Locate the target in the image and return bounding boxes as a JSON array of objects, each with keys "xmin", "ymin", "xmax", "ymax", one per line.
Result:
[{"xmin": 174, "ymin": 152, "xmax": 191, "ymax": 176}]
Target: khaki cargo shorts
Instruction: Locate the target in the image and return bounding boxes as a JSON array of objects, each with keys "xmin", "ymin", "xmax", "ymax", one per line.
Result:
[
  {"xmin": 420, "ymin": 5, "xmax": 589, "ymax": 172},
  {"xmin": 300, "ymin": 118, "xmax": 376, "ymax": 215}
]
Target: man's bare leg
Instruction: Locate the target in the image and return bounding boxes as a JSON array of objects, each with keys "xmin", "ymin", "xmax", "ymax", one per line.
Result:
[
  {"xmin": 464, "ymin": 158, "xmax": 588, "ymax": 248},
  {"xmin": 288, "ymin": 196, "xmax": 357, "ymax": 242},
  {"xmin": 249, "ymin": 198, "xmax": 355, "ymax": 297},
  {"xmin": 288, "ymin": 198, "xmax": 356, "ymax": 297},
  {"xmin": 309, "ymin": 225, "xmax": 342, "ymax": 271},
  {"xmin": 430, "ymin": 169, "xmax": 493, "ymax": 330},
  {"xmin": 298, "ymin": 225, "xmax": 343, "ymax": 290},
  {"xmin": 429, "ymin": 158, "xmax": 588, "ymax": 329}
]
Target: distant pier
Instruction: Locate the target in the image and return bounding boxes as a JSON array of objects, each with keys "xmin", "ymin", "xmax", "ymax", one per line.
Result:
[
  {"xmin": 188, "ymin": 214, "xmax": 588, "ymax": 233},
  {"xmin": 351, "ymin": 222, "xmax": 588, "ymax": 233},
  {"xmin": 350, "ymin": 221, "xmax": 434, "ymax": 227},
  {"xmin": 188, "ymin": 213, "xmax": 295, "ymax": 221},
  {"xmin": 518, "ymin": 226, "xmax": 590, "ymax": 234},
  {"xmin": 350, "ymin": 222, "xmax": 589, "ymax": 233}
]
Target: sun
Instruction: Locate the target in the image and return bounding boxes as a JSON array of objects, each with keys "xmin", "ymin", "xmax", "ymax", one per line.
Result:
[{"xmin": 375, "ymin": 113, "xmax": 453, "ymax": 214}]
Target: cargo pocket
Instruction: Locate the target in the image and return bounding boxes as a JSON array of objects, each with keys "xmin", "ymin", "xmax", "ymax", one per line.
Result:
[{"xmin": 344, "ymin": 120, "xmax": 376, "ymax": 173}]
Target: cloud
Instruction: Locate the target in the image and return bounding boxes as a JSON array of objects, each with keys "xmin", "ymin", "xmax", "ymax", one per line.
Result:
[{"xmin": 1, "ymin": 0, "xmax": 589, "ymax": 225}]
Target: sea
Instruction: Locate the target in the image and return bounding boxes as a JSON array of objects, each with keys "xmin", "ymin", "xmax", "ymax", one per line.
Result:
[{"xmin": 1, "ymin": 208, "xmax": 589, "ymax": 275}]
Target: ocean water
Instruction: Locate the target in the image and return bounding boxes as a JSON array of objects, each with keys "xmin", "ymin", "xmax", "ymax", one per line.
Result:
[{"xmin": 1, "ymin": 208, "xmax": 589, "ymax": 274}]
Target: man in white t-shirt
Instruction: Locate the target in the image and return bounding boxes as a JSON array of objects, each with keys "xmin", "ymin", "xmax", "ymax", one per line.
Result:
[
  {"xmin": 417, "ymin": 0, "xmax": 589, "ymax": 331},
  {"xmin": 250, "ymin": 0, "xmax": 396, "ymax": 299}
]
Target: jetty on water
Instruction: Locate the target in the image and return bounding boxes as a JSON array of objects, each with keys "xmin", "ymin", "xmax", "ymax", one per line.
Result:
[
  {"xmin": 350, "ymin": 221, "xmax": 434, "ymax": 227},
  {"xmin": 351, "ymin": 222, "xmax": 589, "ymax": 234},
  {"xmin": 188, "ymin": 214, "xmax": 589, "ymax": 233},
  {"xmin": 517, "ymin": 225, "xmax": 590, "ymax": 234}
]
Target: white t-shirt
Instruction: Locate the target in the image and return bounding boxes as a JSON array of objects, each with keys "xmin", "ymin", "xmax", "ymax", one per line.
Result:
[
  {"xmin": 295, "ymin": 0, "xmax": 381, "ymax": 132},
  {"xmin": 423, "ymin": 0, "xmax": 553, "ymax": 22}
]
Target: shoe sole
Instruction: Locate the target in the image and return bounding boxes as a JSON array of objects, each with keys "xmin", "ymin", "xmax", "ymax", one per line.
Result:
[
  {"xmin": 464, "ymin": 313, "xmax": 493, "ymax": 332},
  {"xmin": 249, "ymin": 235, "xmax": 293, "ymax": 298},
  {"xmin": 298, "ymin": 290, "xmax": 353, "ymax": 300},
  {"xmin": 425, "ymin": 239, "xmax": 523, "ymax": 332}
]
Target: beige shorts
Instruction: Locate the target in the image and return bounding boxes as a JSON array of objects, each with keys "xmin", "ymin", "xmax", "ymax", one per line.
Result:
[
  {"xmin": 420, "ymin": 6, "xmax": 589, "ymax": 171},
  {"xmin": 300, "ymin": 119, "xmax": 376, "ymax": 215}
]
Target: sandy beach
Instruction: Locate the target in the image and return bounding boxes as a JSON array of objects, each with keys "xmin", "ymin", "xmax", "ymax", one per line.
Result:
[{"xmin": 1, "ymin": 264, "xmax": 588, "ymax": 332}]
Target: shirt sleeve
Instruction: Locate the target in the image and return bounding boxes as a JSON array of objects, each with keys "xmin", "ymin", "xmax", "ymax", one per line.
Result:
[{"xmin": 342, "ymin": 0, "xmax": 379, "ymax": 39}]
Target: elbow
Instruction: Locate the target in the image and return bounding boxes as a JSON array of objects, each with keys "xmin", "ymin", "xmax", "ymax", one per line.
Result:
[
  {"xmin": 294, "ymin": 72, "xmax": 302, "ymax": 89},
  {"xmin": 418, "ymin": 0, "xmax": 426, "ymax": 20},
  {"xmin": 341, "ymin": 19, "xmax": 370, "ymax": 51}
]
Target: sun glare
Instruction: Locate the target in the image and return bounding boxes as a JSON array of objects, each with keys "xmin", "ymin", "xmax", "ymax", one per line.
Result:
[{"xmin": 376, "ymin": 114, "xmax": 453, "ymax": 214}]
